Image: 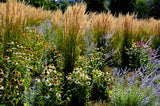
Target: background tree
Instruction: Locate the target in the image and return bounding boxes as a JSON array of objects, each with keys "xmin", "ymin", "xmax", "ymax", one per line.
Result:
[
  {"xmin": 135, "ymin": 0, "xmax": 149, "ymax": 18},
  {"xmin": 109, "ymin": 0, "xmax": 136, "ymax": 16},
  {"xmin": 0, "ymin": 0, "xmax": 6, "ymax": 2},
  {"xmin": 83, "ymin": 0, "xmax": 107, "ymax": 13},
  {"xmin": 149, "ymin": 0, "xmax": 160, "ymax": 19}
]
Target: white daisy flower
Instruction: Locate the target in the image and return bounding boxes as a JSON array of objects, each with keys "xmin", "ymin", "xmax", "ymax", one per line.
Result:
[
  {"xmin": 46, "ymin": 81, "xmax": 52, "ymax": 87},
  {"xmin": 6, "ymin": 48, "xmax": 12, "ymax": 52},
  {"xmin": 4, "ymin": 56, "xmax": 10, "ymax": 60},
  {"xmin": 26, "ymin": 57, "xmax": 30, "ymax": 61},
  {"xmin": 12, "ymin": 61, "xmax": 18, "ymax": 65},
  {"xmin": 29, "ymin": 53, "xmax": 34, "ymax": 57},
  {"xmin": 54, "ymin": 75, "xmax": 58, "ymax": 80},
  {"xmin": 0, "ymin": 85, "xmax": 4, "ymax": 90},
  {"xmin": 12, "ymin": 48, "xmax": 17, "ymax": 50},
  {"xmin": 50, "ymin": 88, "xmax": 54, "ymax": 92},
  {"xmin": 17, "ymin": 55, "xmax": 22, "ymax": 58},
  {"xmin": 28, "ymin": 66, "xmax": 33, "ymax": 70},
  {"xmin": 53, "ymin": 81, "xmax": 58, "ymax": 86},
  {"xmin": 42, "ymin": 77, "xmax": 49, "ymax": 83},
  {"xmin": 86, "ymin": 81, "xmax": 91, "ymax": 85},
  {"xmin": 21, "ymin": 52, "xmax": 25, "ymax": 55},
  {"xmin": 49, "ymin": 64, "xmax": 55, "ymax": 69},
  {"xmin": 56, "ymin": 93, "xmax": 61, "ymax": 98},
  {"xmin": 66, "ymin": 75, "xmax": 71, "ymax": 80},
  {"xmin": 17, "ymin": 44, "xmax": 23, "ymax": 48},
  {"xmin": 57, "ymin": 72, "xmax": 62, "ymax": 76},
  {"xmin": 53, "ymin": 70, "xmax": 57, "ymax": 74},
  {"xmin": 44, "ymin": 94, "xmax": 50, "ymax": 99},
  {"xmin": 16, "ymin": 90, "xmax": 19, "ymax": 95},
  {"xmin": 7, "ymin": 40, "xmax": 14, "ymax": 44},
  {"xmin": 35, "ymin": 78, "xmax": 41, "ymax": 83},
  {"xmin": 13, "ymin": 52, "xmax": 18, "ymax": 55},
  {"xmin": 42, "ymin": 64, "xmax": 47, "ymax": 68},
  {"xmin": 24, "ymin": 64, "xmax": 28, "ymax": 68},
  {"xmin": 6, "ymin": 59, "xmax": 11, "ymax": 63}
]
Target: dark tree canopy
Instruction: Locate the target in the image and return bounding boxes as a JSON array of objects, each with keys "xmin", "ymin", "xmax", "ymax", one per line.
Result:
[
  {"xmin": 149, "ymin": 0, "xmax": 160, "ymax": 19},
  {"xmin": 83, "ymin": 0, "xmax": 107, "ymax": 13},
  {"xmin": 135, "ymin": 0, "xmax": 149, "ymax": 18},
  {"xmin": 109, "ymin": 0, "xmax": 136, "ymax": 16}
]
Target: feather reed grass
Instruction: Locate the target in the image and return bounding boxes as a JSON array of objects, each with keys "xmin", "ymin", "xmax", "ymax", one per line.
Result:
[
  {"xmin": 50, "ymin": 10, "xmax": 63, "ymax": 30},
  {"xmin": 51, "ymin": 3, "xmax": 89, "ymax": 99},
  {"xmin": 89, "ymin": 12, "xmax": 115, "ymax": 48},
  {"xmin": 61, "ymin": 3, "xmax": 88, "ymax": 74}
]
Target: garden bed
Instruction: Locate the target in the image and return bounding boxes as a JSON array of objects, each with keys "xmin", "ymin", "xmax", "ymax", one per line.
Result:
[{"xmin": 0, "ymin": 1, "xmax": 160, "ymax": 106}]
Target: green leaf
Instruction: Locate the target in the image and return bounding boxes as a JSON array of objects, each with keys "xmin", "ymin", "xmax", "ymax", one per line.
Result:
[
  {"xmin": 108, "ymin": 90, "xmax": 112, "ymax": 94},
  {"xmin": 16, "ymin": 99, "xmax": 19, "ymax": 105}
]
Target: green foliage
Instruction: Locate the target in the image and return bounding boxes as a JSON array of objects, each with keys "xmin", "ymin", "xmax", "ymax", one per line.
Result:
[
  {"xmin": 135, "ymin": 0, "xmax": 149, "ymax": 18},
  {"xmin": 83, "ymin": 0, "xmax": 107, "ymax": 13},
  {"xmin": 23, "ymin": 0, "xmax": 71, "ymax": 12},
  {"xmin": 57, "ymin": 1, "xmax": 70, "ymax": 12},
  {"xmin": 151, "ymin": 35, "xmax": 160, "ymax": 49},
  {"xmin": 116, "ymin": 31, "xmax": 132, "ymax": 69},
  {"xmin": 111, "ymin": 80, "xmax": 148, "ymax": 106},
  {"xmin": 24, "ymin": 0, "xmax": 47, "ymax": 7},
  {"xmin": 151, "ymin": 35, "xmax": 160, "ymax": 58}
]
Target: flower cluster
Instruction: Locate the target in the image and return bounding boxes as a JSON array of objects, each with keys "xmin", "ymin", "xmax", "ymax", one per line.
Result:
[
  {"xmin": 0, "ymin": 68, "xmax": 24, "ymax": 105},
  {"xmin": 64, "ymin": 66, "xmax": 91, "ymax": 105},
  {"xmin": 0, "ymin": 27, "xmax": 48, "ymax": 105},
  {"xmin": 125, "ymin": 41, "xmax": 156, "ymax": 70},
  {"xmin": 90, "ymin": 68, "xmax": 111, "ymax": 101},
  {"xmin": 33, "ymin": 64, "xmax": 63, "ymax": 105},
  {"xmin": 65, "ymin": 65, "xmax": 111, "ymax": 105},
  {"xmin": 66, "ymin": 67, "xmax": 91, "ymax": 86}
]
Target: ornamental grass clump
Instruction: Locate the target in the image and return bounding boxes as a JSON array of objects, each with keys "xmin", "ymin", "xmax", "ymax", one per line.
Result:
[
  {"xmin": 90, "ymin": 12, "xmax": 115, "ymax": 48},
  {"xmin": 62, "ymin": 3, "xmax": 88, "ymax": 75},
  {"xmin": 53, "ymin": 4, "xmax": 88, "ymax": 92}
]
